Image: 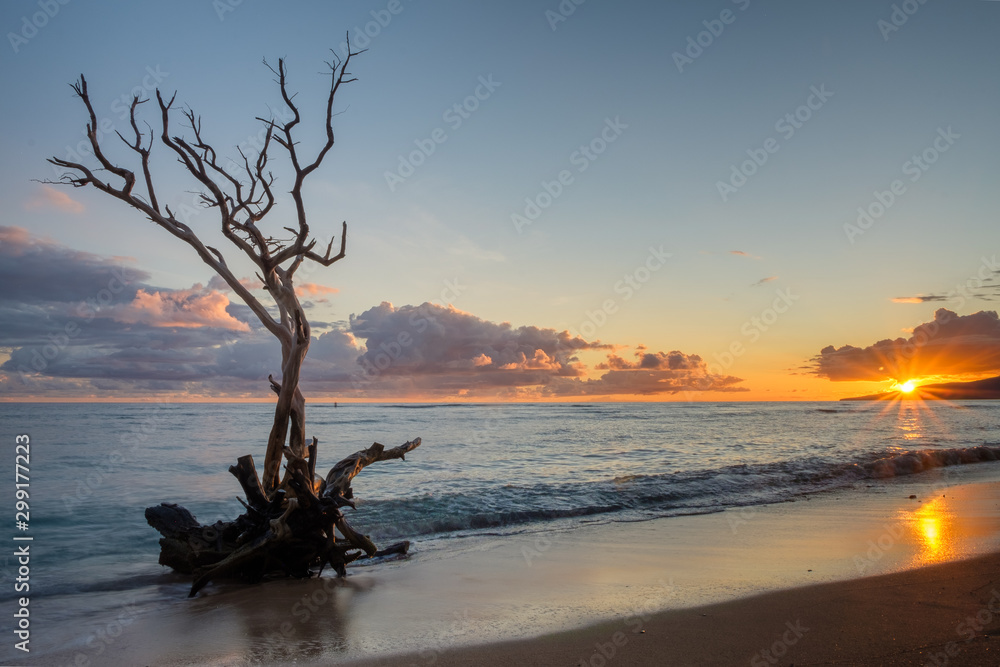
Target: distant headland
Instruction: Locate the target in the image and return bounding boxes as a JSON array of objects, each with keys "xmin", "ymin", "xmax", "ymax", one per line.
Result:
[{"xmin": 841, "ymin": 375, "xmax": 1000, "ymax": 401}]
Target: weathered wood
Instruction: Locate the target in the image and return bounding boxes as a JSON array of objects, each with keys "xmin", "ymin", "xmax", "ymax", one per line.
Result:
[
  {"xmin": 307, "ymin": 437, "xmax": 318, "ymax": 486},
  {"xmin": 189, "ymin": 530, "xmax": 277, "ymax": 597},
  {"xmin": 145, "ymin": 503, "xmax": 199, "ymax": 538},
  {"xmin": 228, "ymin": 456, "xmax": 269, "ymax": 513},
  {"xmin": 144, "ymin": 504, "xmax": 248, "ymax": 574},
  {"xmin": 335, "ymin": 516, "xmax": 378, "ymax": 557},
  {"xmin": 323, "ymin": 439, "xmax": 422, "ymax": 507},
  {"xmin": 146, "ymin": 437, "xmax": 421, "ymax": 595},
  {"xmin": 371, "ymin": 541, "xmax": 409, "ymax": 559}
]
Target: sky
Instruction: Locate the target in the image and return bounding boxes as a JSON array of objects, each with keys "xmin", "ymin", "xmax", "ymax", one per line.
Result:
[{"xmin": 1, "ymin": 0, "xmax": 999, "ymax": 402}]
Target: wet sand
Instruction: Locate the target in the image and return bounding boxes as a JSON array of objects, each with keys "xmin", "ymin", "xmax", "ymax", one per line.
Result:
[
  {"xmin": 350, "ymin": 549, "xmax": 1000, "ymax": 666},
  {"xmin": 37, "ymin": 463, "xmax": 1000, "ymax": 666}
]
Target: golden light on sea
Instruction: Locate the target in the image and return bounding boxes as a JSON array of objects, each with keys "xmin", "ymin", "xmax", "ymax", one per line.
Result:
[{"xmin": 911, "ymin": 498, "xmax": 953, "ymax": 563}]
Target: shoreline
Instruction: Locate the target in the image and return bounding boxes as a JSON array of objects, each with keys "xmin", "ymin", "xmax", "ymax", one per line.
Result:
[
  {"xmin": 350, "ymin": 549, "xmax": 1000, "ymax": 666},
  {"xmin": 342, "ymin": 465, "xmax": 1000, "ymax": 666},
  {"xmin": 28, "ymin": 462, "xmax": 1000, "ymax": 666}
]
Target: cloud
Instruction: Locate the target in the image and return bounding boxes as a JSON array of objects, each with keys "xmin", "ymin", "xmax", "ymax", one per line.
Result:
[
  {"xmin": 24, "ymin": 186, "xmax": 84, "ymax": 214},
  {"xmin": 891, "ymin": 295, "xmax": 949, "ymax": 303},
  {"xmin": 730, "ymin": 250, "xmax": 760, "ymax": 259},
  {"xmin": 0, "ymin": 227, "xmax": 747, "ymax": 400},
  {"xmin": 597, "ymin": 350, "xmax": 703, "ymax": 371},
  {"xmin": 574, "ymin": 349, "xmax": 746, "ymax": 395},
  {"xmin": 809, "ymin": 308, "xmax": 1000, "ymax": 381},
  {"xmin": 751, "ymin": 276, "xmax": 778, "ymax": 287},
  {"xmin": 207, "ymin": 275, "xmax": 264, "ymax": 292},
  {"xmin": 0, "ymin": 226, "xmax": 147, "ymax": 305},
  {"xmin": 295, "ymin": 282, "xmax": 339, "ymax": 297},
  {"xmin": 209, "ymin": 276, "xmax": 336, "ymax": 300},
  {"xmin": 0, "ymin": 226, "xmax": 257, "ymax": 392},
  {"xmin": 341, "ymin": 303, "xmax": 743, "ymax": 398},
  {"xmin": 109, "ymin": 286, "xmax": 250, "ymax": 331},
  {"xmin": 446, "ymin": 236, "xmax": 505, "ymax": 262},
  {"xmin": 348, "ymin": 301, "xmax": 605, "ymax": 381}
]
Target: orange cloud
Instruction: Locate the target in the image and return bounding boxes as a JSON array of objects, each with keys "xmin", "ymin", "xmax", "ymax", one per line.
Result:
[
  {"xmin": 207, "ymin": 275, "xmax": 265, "ymax": 292},
  {"xmin": 498, "ymin": 349, "xmax": 563, "ymax": 371},
  {"xmin": 811, "ymin": 309, "xmax": 1000, "ymax": 382},
  {"xmin": 891, "ymin": 295, "xmax": 949, "ymax": 304},
  {"xmin": 295, "ymin": 282, "xmax": 339, "ymax": 297},
  {"xmin": 112, "ymin": 286, "xmax": 250, "ymax": 331},
  {"xmin": 575, "ymin": 348, "xmax": 745, "ymax": 395},
  {"xmin": 25, "ymin": 185, "xmax": 84, "ymax": 214},
  {"xmin": 0, "ymin": 226, "xmax": 32, "ymax": 249}
]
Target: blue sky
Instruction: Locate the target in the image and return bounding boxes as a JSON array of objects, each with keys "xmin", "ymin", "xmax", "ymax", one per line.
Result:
[{"xmin": 2, "ymin": 0, "xmax": 999, "ymax": 400}]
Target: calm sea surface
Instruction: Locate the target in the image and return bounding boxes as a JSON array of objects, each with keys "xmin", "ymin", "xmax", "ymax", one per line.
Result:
[{"xmin": 2, "ymin": 400, "xmax": 1000, "ymax": 662}]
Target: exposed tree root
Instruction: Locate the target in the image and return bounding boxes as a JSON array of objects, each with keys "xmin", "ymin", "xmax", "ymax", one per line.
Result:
[{"xmin": 145, "ymin": 438, "xmax": 421, "ymax": 596}]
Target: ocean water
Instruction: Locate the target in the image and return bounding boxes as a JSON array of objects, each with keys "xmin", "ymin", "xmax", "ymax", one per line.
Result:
[{"xmin": 2, "ymin": 400, "xmax": 1000, "ymax": 663}]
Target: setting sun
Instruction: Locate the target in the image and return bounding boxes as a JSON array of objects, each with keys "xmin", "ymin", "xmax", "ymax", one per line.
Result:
[{"xmin": 899, "ymin": 381, "xmax": 917, "ymax": 393}]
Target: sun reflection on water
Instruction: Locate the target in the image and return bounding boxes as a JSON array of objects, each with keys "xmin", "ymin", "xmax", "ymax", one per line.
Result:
[
  {"xmin": 895, "ymin": 401, "xmax": 925, "ymax": 441},
  {"xmin": 910, "ymin": 497, "xmax": 955, "ymax": 563}
]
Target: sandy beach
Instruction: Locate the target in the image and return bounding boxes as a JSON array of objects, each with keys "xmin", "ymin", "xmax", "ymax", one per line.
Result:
[
  {"xmin": 352, "ymin": 550, "xmax": 1000, "ymax": 666},
  {"xmin": 344, "ymin": 465, "xmax": 1000, "ymax": 667},
  {"xmin": 34, "ymin": 460, "xmax": 1000, "ymax": 667}
]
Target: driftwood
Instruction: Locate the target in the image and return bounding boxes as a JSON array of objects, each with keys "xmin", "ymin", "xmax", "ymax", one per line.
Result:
[{"xmin": 146, "ymin": 438, "xmax": 420, "ymax": 596}]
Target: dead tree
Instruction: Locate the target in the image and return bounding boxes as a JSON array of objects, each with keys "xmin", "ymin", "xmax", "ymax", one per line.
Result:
[{"xmin": 44, "ymin": 44, "xmax": 421, "ymax": 595}]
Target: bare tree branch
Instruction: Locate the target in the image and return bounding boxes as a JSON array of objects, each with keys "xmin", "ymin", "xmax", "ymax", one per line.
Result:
[{"xmin": 44, "ymin": 46, "xmax": 363, "ymax": 493}]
